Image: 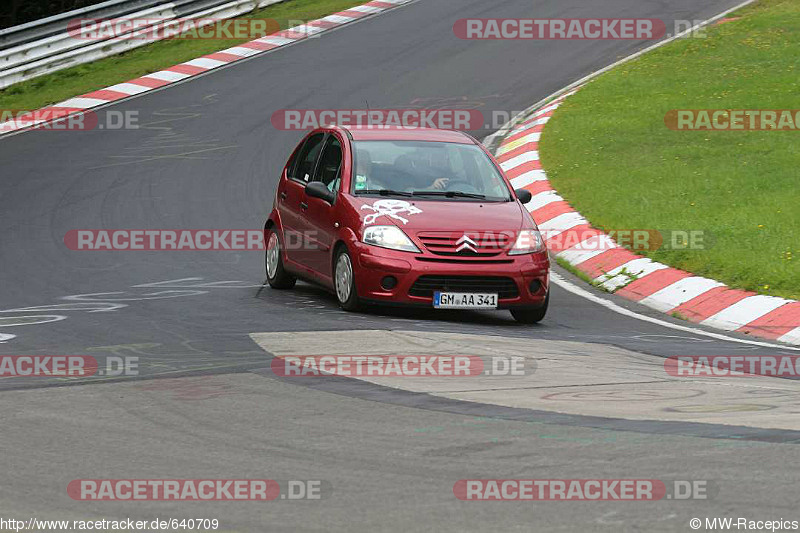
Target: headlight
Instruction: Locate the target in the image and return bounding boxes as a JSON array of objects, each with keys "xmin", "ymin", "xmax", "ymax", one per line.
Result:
[
  {"xmin": 508, "ymin": 229, "xmax": 545, "ymax": 255},
  {"xmin": 362, "ymin": 225, "xmax": 420, "ymax": 253}
]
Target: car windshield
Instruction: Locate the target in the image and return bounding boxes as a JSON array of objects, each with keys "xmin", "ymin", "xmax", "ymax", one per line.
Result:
[{"xmin": 351, "ymin": 140, "xmax": 512, "ymax": 201}]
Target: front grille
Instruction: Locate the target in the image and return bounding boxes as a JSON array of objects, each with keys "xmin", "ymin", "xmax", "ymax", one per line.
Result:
[
  {"xmin": 415, "ymin": 257, "xmax": 514, "ymax": 265},
  {"xmin": 409, "ymin": 276, "xmax": 519, "ymax": 299},
  {"xmin": 417, "ymin": 232, "xmax": 513, "ymax": 257}
]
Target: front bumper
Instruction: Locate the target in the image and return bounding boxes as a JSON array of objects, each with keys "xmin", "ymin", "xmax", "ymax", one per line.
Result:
[{"xmin": 352, "ymin": 242, "xmax": 549, "ymax": 309}]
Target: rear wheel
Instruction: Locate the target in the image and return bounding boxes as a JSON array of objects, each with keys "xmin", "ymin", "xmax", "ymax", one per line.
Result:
[
  {"xmin": 266, "ymin": 228, "xmax": 296, "ymax": 289},
  {"xmin": 510, "ymin": 292, "xmax": 549, "ymax": 324},
  {"xmin": 334, "ymin": 247, "xmax": 360, "ymax": 311}
]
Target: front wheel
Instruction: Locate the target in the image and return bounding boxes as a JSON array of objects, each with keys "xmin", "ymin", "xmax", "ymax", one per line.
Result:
[
  {"xmin": 334, "ymin": 247, "xmax": 360, "ymax": 311},
  {"xmin": 510, "ymin": 292, "xmax": 549, "ymax": 324},
  {"xmin": 266, "ymin": 228, "xmax": 296, "ymax": 289}
]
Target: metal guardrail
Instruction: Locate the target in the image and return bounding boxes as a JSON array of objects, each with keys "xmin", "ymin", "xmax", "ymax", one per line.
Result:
[
  {"xmin": 0, "ymin": 0, "xmax": 285, "ymax": 89},
  {"xmin": 0, "ymin": 0, "xmax": 168, "ymax": 49}
]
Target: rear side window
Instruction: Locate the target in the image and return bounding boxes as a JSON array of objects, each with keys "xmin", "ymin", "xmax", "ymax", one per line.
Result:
[{"xmin": 290, "ymin": 133, "xmax": 325, "ymax": 182}]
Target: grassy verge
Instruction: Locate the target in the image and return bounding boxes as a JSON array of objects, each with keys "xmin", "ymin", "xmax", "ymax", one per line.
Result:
[
  {"xmin": 540, "ymin": 0, "xmax": 800, "ymax": 300},
  {"xmin": 0, "ymin": 0, "xmax": 359, "ymax": 111}
]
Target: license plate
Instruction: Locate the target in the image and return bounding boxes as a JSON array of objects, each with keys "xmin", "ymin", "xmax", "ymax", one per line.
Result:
[{"xmin": 433, "ymin": 292, "xmax": 498, "ymax": 309}]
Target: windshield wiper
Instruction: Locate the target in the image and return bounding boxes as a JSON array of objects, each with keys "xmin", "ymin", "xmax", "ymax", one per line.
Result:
[
  {"xmin": 357, "ymin": 189, "xmax": 413, "ymax": 197},
  {"xmin": 411, "ymin": 190, "xmax": 486, "ymax": 199}
]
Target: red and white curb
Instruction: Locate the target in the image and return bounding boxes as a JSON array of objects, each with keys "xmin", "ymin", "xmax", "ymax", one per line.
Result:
[
  {"xmin": 0, "ymin": 0, "xmax": 411, "ymax": 134},
  {"xmin": 496, "ymin": 89, "xmax": 800, "ymax": 347}
]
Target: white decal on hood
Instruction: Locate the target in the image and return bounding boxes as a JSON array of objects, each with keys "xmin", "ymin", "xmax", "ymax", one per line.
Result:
[{"xmin": 361, "ymin": 199, "xmax": 422, "ymax": 225}]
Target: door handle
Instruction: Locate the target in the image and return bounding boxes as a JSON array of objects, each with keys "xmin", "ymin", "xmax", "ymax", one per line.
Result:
[
  {"xmin": 300, "ymin": 202, "xmax": 309, "ymax": 210},
  {"xmin": 280, "ymin": 192, "xmax": 287, "ymax": 200}
]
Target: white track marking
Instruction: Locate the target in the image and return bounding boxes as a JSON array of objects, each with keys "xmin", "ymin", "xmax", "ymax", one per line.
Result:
[
  {"xmin": 0, "ymin": 315, "xmax": 68, "ymax": 327},
  {"xmin": 61, "ymin": 290, "xmax": 206, "ymax": 302},
  {"xmin": 0, "ymin": 118, "xmax": 44, "ymax": 131},
  {"xmin": 529, "ymin": 102, "xmax": 561, "ymax": 118},
  {"xmin": 105, "ymin": 83, "xmax": 151, "ymax": 95},
  {"xmin": 499, "ymin": 151, "xmax": 539, "ymax": 171},
  {"xmin": 509, "ymin": 170, "xmax": 547, "ymax": 188},
  {"xmin": 0, "ymin": 278, "xmax": 247, "ymax": 342},
  {"xmin": 1, "ymin": 302, "xmax": 126, "ymax": 313},
  {"xmin": 496, "ymin": 132, "xmax": 541, "ymax": 156},
  {"xmin": 556, "ymin": 235, "xmax": 618, "ymax": 264},
  {"xmin": 288, "ymin": 24, "xmax": 326, "ymax": 36},
  {"xmin": 527, "ymin": 191, "xmax": 563, "ymax": 211},
  {"xmin": 594, "ymin": 258, "xmax": 668, "ymax": 292},
  {"xmin": 145, "ymin": 70, "xmax": 191, "ymax": 82},
  {"xmin": 509, "ymin": 116, "xmax": 551, "ymax": 135},
  {"xmin": 221, "ymin": 46, "xmax": 261, "ymax": 57},
  {"xmin": 52, "ymin": 97, "xmax": 108, "ymax": 109},
  {"xmin": 779, "ymin": 327, "xmax": 800, "ymax": 345},
  {"xmin": 555, "ymin": 246, "xmax": 608, "ymax": 265},
  {"xmin": 348, "ymin": 4, "xmax": 383, "ymax": 13},
  {"xmin": 183, "ymin": 58, "xmax": 227, "ymax": 70},
  {"xmin": 536, "ymin": 212, "xmax": 587, "ymax": 234},
  {"xmin": 638, "ymin": 277, "xmax": 726, "ymax": 313},
  {"xmin": 257, "ymin": 36, "xmax": 295, "ymax": 45},
  {"xmin": 320, "ymin": 14, "xmax": 356, "ymax": 24},
  {"xmin": 551, "ymin": 272, "xmax": 799, "ymax": 350},
  {"xmin": 701, "ymin": 296, "xmax": 793, "ymax": 331},
  {"xmin": 133, "ymin": 278, "xmax": 263, "ymax": 289}
]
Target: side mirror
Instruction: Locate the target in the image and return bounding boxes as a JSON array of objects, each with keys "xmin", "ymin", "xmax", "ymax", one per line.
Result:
[
  {"xmin": 305, "ymin": 181, "xmax": 336, "ymax": 204},
  {"xmin": 514, "ymin": 188, "xmax": 532, "ymax": 204}
]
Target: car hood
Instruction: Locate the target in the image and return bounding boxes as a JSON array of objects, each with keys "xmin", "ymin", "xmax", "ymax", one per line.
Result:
[{"xmin": 351, "ymin": 197, "xmax": 526, "ymax": 233}]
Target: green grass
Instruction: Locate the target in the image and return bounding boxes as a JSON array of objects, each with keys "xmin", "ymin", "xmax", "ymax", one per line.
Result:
[
  {"xmin": 0, "ymin": 0, "xmax": 359, "ymax": 111},
  {"xmin": 540, "ymin": 0, "xmax": 800, "ymax": 300},
  {"xmin": 671, "ymin": 311, "xmax": 690, "ymax": 321}
]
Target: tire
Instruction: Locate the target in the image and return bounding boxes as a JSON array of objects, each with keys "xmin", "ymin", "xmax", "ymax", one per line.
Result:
[
  {"xmin": 510, "ymin": 292, "xmax": 549, "ymax": 324},
  {"xmin": 333, "ymin": 247, "xmax": 360, "ymax": 311},
  {"xmin": 265, "ymin": 228, "xmax": 296, "ymax": 290}
]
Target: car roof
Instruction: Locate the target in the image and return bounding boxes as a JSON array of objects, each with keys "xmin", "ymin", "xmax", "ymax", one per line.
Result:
[{"xmin": 337, "ymin": 125, "xmax": 476, "ymax": 144}]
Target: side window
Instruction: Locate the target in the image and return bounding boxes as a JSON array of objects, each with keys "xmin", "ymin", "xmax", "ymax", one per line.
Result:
[
  {"xmin": 290, "ymin": 133, "xmax": 325, "ymax": 182},
  {"xmin": 313, "ymin": 135, "xmax": 343, "ymax": 194}
]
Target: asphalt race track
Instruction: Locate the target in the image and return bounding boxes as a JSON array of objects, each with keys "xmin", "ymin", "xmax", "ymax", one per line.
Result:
[{"xmin": 2, "ymin": 0, "xmax": 799, "ymax": 531}]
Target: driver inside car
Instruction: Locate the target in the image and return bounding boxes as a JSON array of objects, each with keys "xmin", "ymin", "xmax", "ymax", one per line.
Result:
[
  {"xmin": 393, "ymin": 151, "xmax": 453, "ymax": 191},
  {"xmin": 424, "ymin": 149, "xmax": 452, "ymax": 190},
  {"xmin": 354, "ymin": 149, "xmax": 379, "ymax": 191}
]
